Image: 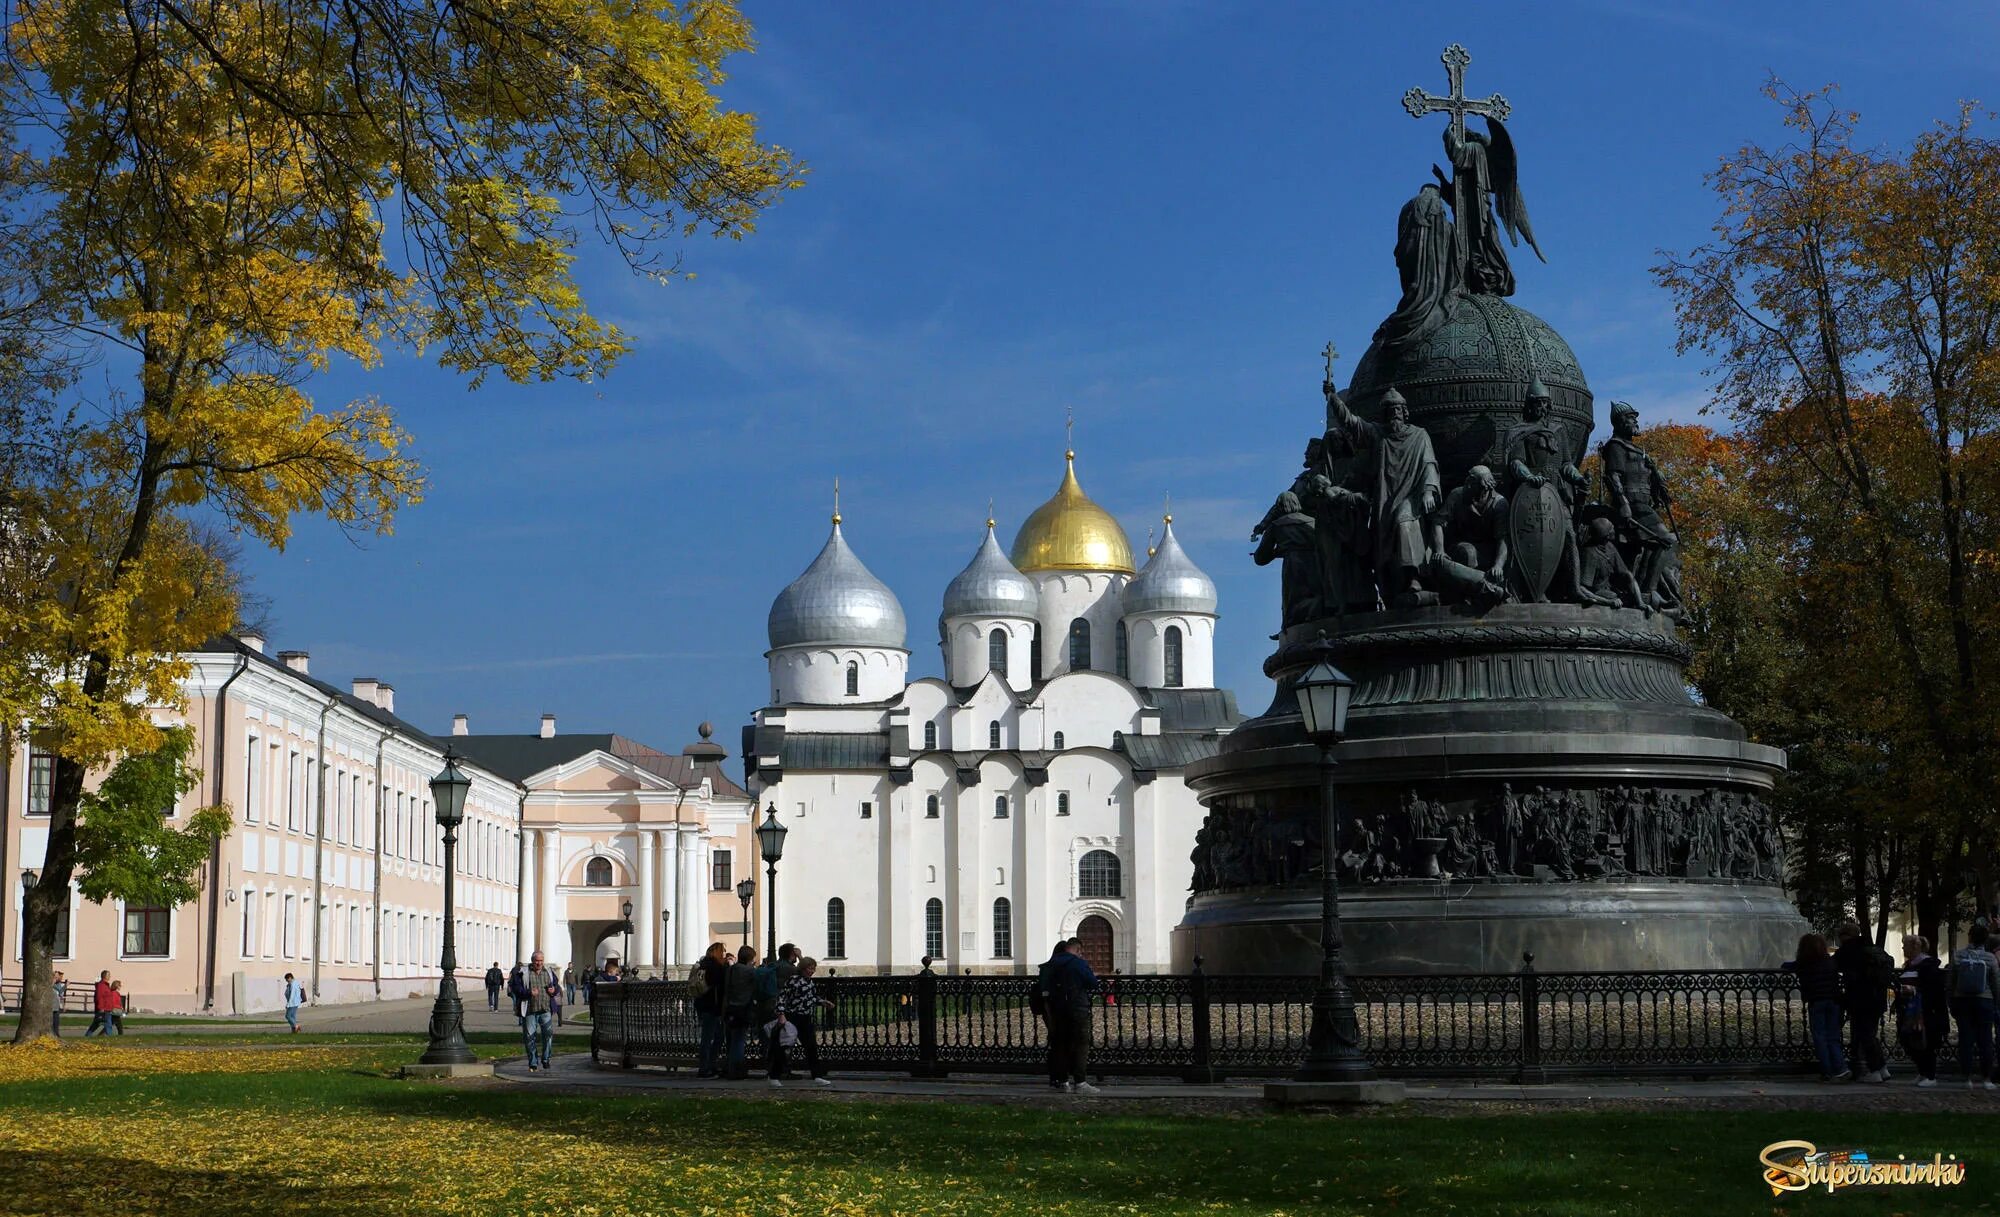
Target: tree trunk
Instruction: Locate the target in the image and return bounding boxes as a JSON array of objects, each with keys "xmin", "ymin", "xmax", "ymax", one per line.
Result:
[
  {"xmin": 12, "ymin": 755, "xmax": 87, "ymax": 1043},
  {"xmin": 1848, "ymin": 810, "xmax": 1872, "ymax": 934}
]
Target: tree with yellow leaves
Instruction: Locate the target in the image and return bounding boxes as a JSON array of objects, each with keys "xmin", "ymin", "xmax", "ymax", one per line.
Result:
[
  {"xmin": 0, "ymin": 0, "xmax": 800, "ymax": 1042},
  {"xmin": 1656, "ymin": 83, "xmax": 2000, "ymax": 947}
]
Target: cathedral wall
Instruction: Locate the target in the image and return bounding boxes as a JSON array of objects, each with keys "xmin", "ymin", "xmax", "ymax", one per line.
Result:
[
  {"xmin": 768, "ymin": 645, "xmax": 909, "ymax": 704},
  {"xmin": 1035, "ymin": 673, "xmax": 1147, "ymax": 750},
  {"xmin": 942, "ymin": 617, "xmax": 1036, "ymax": 690},
  {"xmin": 1123, "ymin": 613, "xmax": 1216, "ymax": 689},
  {"xmin": 1031, "ymin": 572, "xmax": 1127, "ymax": 679}
]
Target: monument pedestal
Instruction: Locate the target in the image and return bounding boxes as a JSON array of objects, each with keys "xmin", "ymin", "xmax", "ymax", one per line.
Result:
[
  {"xmin": 1179, "ymin": 605, "xmax": 1804, "ymax": 975},
  {"xmin": 401, "ymin": 1062, "xmax": 495, "ymax": 1079}
]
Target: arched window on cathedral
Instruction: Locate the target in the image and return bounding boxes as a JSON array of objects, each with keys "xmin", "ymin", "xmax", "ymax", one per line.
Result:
[
  {"xmin": 845, "ymin": 662, "xmax": 859, "ymax": 697},
  {"xmin": 925, "ymin": 898, "xmax": 945, "ymax": 959},
  {"xmin": 1057, "ymin": 791, "xmax": 1071, "ymax": 816},
  {"xmin": 1068, "ymin": 618, "xmax": 1091, "ymax": 670},
  {"xmin": 992, "ymin": 898, "xmax": 1013, "ymax": 959},
  {"xmin": 988, "ymin": 628, "xmax": 1008, "ymax": 678},
  {"xmin": 1079, "ymin": 849, "xmax": 1122, "ymax": 899},
  {"xmin": 825, "ymin": 898, "xmax": 846, "ymax": 960},
  {"xmin": 994, "ymin": 794, "xmax": 1009, "ymax": 819},
  {"xmin": 1164, "ymin": 626, "xmax": 1185, "ymax": 688},
  {"xmin": 1030, "ymin": 625, "xmax": 1043, "ymax": 681},
  {"xmin": 584, "ymin": 857, "xmax": 613, "ymax": 887},
  {"xmin": 925, "ymin": 794, "xmax": 940, "ymax": 819},
  {"xmin": 923, "ymin": 721, "xmax": 937, "ymax": 750},
  {"xmin": 1052, "ymin": 731, "xmax": 1065, "ymax": 750},
  {"xmin": 988, "ymin": 720, "xmax": 1001, "ymax": 750},
  {"xmin": 1115, "ymin": 620, "xmax": 1129, "ymax": 679}
]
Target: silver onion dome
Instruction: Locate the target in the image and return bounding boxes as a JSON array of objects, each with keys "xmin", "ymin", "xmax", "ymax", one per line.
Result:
[
  {"xmin": 1123, "ymin": 518, "xmax": 1217, "ymax": 615},
  {"xmin": 941, "ymin": 523, "xmax": 1039, "ymax": 622},
  {"xmin": 768, "ymin": 520, "xmax": 907, "ymax": 650}
]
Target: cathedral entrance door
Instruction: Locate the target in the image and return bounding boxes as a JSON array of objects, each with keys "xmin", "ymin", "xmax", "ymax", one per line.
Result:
[{"xmin": 1076, "ymin": 915, "xmax": 1113, "ymax": 974}]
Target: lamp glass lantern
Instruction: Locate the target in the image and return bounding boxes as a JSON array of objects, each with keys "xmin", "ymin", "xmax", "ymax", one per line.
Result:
[
  {"xmin": 734, "ymin": 878, "xmax": 755, "ymax": 907},
  {"xmin": 756, "ymin": 806, "xmax": 788, "ymax": 864},
  {"xmin": 1294, "ymin": 659, "xmax": 1356, "ymax": 743},
  {"xmin": 621, "ymin": 899, "xmax": 634, "ymax": 922},
  {"xmin": 428, "ymin": 753, "xmax": 470, "ymax": 828}
]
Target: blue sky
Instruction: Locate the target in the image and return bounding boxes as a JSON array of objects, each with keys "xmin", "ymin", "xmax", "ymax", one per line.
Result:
[{"xmin": 236, "ymin": 1, "xmax": 1997, "ymax": 760}]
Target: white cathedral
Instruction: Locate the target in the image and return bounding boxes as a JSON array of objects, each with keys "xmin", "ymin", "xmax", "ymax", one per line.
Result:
[{"xmin": 744, "ymin": 450, "xmax": 1240, "ymax": 975}]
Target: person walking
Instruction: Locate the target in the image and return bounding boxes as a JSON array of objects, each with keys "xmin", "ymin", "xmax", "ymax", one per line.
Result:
[
  {"xmin": 722, "ymin": 945, "xmax": 759, "ymax": 1080},
  {"xmin": 1833, "ymin": 920, "xmax": 1894, "ymax": 1082},
  {"xmin": 1784, "ymin": 933, "xmax": 1848, "ymax": 1081},
  {"xmin": 282, "ymin": 973, "xmax": 307, "ymax": 1033},
  {"xmin": 83, "ymin": 970, "xmax": 114, "ymax": 1037},
  {"xmin": 50, "ymin": 971, "xmax": 66, "ymax": 1038},
  {"xmin": 521, "ymin": 950, "xmax": 560, "ymax": 1073},
  {"xmin": 1897, "ymin": 933, "xmax": 1949, "ymax": 1088},
  {"xmin": 1049, "ymin": 936, "xmax": 1099, "ymax": 1092},
  {"xmin": 782, "ymin": 956, "xmax": 835, "ymax": 1085},
  {"xmin": 484, "ymin": 962, "xmax": 504, "ymax": 1012},
  {"xmin": 1948, "ymin": 924, "xmax": 1999, "ymax": 1090},
  {"xmin": 754, "ymin": 948, "xmax": 787, "ymax": 1084},
  {"xmin": 103, "ymin": 980, "xmax": 127, "ymax": 1035},
  {"xmin": 694, "ymin": 942, "xmax": 729, "ymax": 1079},
  {"xmin": 563, "ymin": 964, "xmax": 577, "ymax": 1006},
  {"xmin": 1033, "ymin": 941, "xmax": 1071, "ymax": 1091}
]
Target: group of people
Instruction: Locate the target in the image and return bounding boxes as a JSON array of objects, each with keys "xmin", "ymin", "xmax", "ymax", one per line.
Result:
[
  {"xmin": 1788, "ymin": 920, "xmax": 1999, "ymax": 1088},
  {"xmin": 48, "ymin": 969, "xmax": 127, "ymax": 1037},
  {"xmin": 690, "ymin": 941, "xmax": 835, "ymax": 1085}
]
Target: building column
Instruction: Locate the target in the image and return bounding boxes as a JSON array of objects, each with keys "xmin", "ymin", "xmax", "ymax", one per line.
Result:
[
  {"xmin": 634, "ymin": 829, "xmax": 655, "ymax": 973},
  {"xmin": 1131, "ymin": 782, "xmax": 1157, "ymax": 973},
  {"xmin": 678, "ymin": 827, "xmax": 704, "ymax": 960},
  {"xmin": 518, "ymin": 828, "xmax": 537, "ymax": 961},
  {"xmin": 659, "ymin": 829, "xmax": 680, "ymax": 969},
  {"xmin": 538, "ymin": 829, "xmax": 559, "ymax": 964}
]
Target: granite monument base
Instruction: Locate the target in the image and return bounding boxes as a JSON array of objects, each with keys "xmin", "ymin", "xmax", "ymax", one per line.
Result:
[{"xmin": 1173, "ymin": 880, "xmax": 1807, "ymax": 974}]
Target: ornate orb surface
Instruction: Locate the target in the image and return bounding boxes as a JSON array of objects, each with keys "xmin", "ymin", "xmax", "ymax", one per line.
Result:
[
  {"xmin": 1345, "ymin": 293, "xmax": 1593, "ymax": 488},
  {"xmin": 1010, "ymin": 452, "xmax": 1135, "ymax": 575}
]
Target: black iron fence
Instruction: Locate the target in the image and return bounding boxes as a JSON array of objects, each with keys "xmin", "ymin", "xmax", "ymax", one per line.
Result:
[{"xmin": 590, "ymin": 957, "xmax": 1959, "ymax": 1082}]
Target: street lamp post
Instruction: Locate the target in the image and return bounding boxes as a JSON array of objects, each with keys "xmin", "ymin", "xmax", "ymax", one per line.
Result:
[
  {"xmin": 756, "ymin": 806, "xmax": 789, "ymax": 962},
  {"xmin": 661, "ymin": 909, "xmax": 671, "ymax": 971},
  {"xmin": 734, "ymin": 879, "xmax": 754, "ymax": 952},
  {"xmin": 621, "ymin": 899, "xmax": 633, "ymax": 971},
  {"xmin": 1291, "ymin": 648, "xmax": 1375, "ymax": 1083},
  {"xmin": 417, "ymin": 749, "xmax": 477, "ymax": 1066}
]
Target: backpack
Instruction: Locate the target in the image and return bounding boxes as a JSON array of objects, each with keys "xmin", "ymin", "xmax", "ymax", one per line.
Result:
[
  {"xmin": 1953, "ymin": 953, "xmax": 1992, "ymax": 998},
  {"xmin": 686, "ymin": 963, "xmax": 709, "ymax": 1000},
  {"xmin": 1028, "ymin": 965, "xmax": 1051, "ymax": 1017},
  {"xmin": 1862, "ymin": 945, "xmax": 1897, "ymax": 995}
]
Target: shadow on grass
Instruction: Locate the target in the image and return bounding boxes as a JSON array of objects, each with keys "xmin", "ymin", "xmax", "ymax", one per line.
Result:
[{"xmin": 4, "ymin": 1148, "xmax": 377, "ymax": 1216}]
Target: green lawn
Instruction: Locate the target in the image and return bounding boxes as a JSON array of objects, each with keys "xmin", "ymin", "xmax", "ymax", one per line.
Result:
[{"xmin": 0, "ymin": 1041, "xmax": 1985, "ymax": 1216}]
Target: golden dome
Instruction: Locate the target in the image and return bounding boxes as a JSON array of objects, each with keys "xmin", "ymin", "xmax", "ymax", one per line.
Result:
[{"xmin": 1009, "ymin": 451, "xmax": 1135, "ymax": 574}]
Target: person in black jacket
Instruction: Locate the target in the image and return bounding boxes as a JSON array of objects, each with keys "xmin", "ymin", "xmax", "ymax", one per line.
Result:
[
  {"xmin": 484, "ymin": 963, "xmax": 505, "ymax": 1011},
  {"xmin": 1898, "ymin": 933, "xmax": 1950, "ymax": 1087},
  {"xmin": 1783, "ymin": 933, "xmax": 1848, "ymax": 1081},
  {"xmin": 1834, "ymin": 920, "xmax": 1892, "ymax": 1082},
  {"xmin": 693, "ymin": 941, "xmax": 729, "ymax": 1078},
  {"xmin": 1033, "ymin": 942, "xmax": 1071, "ymax": 1091}
]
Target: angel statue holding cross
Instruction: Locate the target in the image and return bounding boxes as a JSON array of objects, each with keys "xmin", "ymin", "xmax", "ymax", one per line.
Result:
[{"xmin": 1402, "ymin": 44, "xmax": 1543, "ymax": 298}]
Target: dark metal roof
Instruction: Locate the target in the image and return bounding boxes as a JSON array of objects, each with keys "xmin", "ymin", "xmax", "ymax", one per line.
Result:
[
  {"xmin": 1117, "ymin": 731, "xmax": 1227, "ymax": 771},
  {"xmin": 193, "ymin": 636, "xmax": 748, "ymax": 799},
  {"xmin": 777, "ymin": 732, "xmax": 893, "ymax": 771},
  {"xmin": 1141, "ymin": 688, "xmax": 1242, "ymax": 732},
  {"xmin": 194, "ymin": 635, "xmax": 446, "ymax": 750}
]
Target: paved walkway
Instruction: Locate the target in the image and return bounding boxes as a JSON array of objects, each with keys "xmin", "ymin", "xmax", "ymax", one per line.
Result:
[
  {"xmin": 494, "ymin": 1052, "xmax": 2000, "ymax": 1111},
  {"xmin": 19, "ymin": 997, "xmax": 594, "ymax": 1038}
]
